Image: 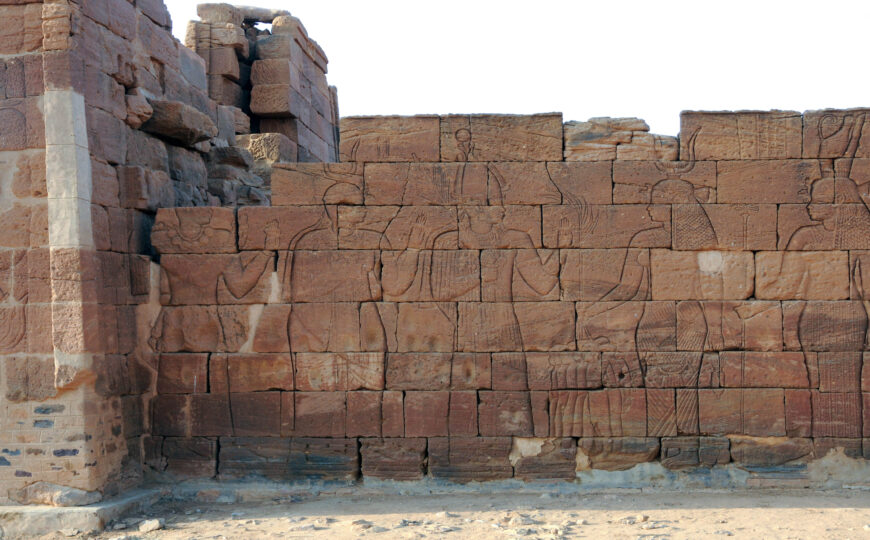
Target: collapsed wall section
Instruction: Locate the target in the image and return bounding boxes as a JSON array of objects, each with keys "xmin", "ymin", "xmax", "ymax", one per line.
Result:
[
  {"xmin": 146, "ymin": 109, "xmax": 870, "ymax": 485},
  {"xmin": 0, "ymin": 0, "xmax": 339, "ymax": 505}
]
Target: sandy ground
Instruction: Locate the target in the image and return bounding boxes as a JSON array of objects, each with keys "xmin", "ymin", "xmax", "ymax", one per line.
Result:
[{"xmin": 36, "ymin": 489, "xmax": 870, "ymax": 540}]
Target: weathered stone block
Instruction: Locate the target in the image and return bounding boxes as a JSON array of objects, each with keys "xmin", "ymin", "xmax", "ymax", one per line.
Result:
[
  {"xmin": 360, "ymin": 438, "xmax": 426, "ymax": 480},
  {"xmin": 756, "ymin": 251, "xmax": 849, "ymax": 300},
  {"xmin": 680, "ymin": 111, "xmax": 802, "ymax": 160},
  {"xmin": 295, "ymin": 353, "xmax": 383, "ymax": 391},
  {"xmin": 339, "ymin": 206, "xmax": 458, "ymax": 250},
  {"xmin": 676, "ymin": 301, "xmax": 783, "ymax": 352},
  {"xmin": 612, "ymin": 160, "xmax": 716, "ymax": 204},
  {"xmin": 651, "ymin": 250, "xmax": 754, "ymax": 300},
  {"xmin": 560, "ymin": 249, "xmax": 651, "ymax": 301},
  {"xmin": 404, "ymin": 391, "xmax": 448, "ymax": 437},
  {"xmin": 141, "ymin": 99, "xmax": 218, "ymax": 147},
  {"xmin": 340, "ymin": 116, "xmax": 440, "ymax": 162},
  {"xmin": 459, "ymin": 206, "xmax": 542, "ymax": 249},
  {"xmin": 576, "ymin": 301, "xmax": 676, "ymax": 352},
  {"xmin": 365, "ymin": 163, "xmax": 487, "ymax": 205},
  {"xmin": 428, "ymin": 437, "xmax": 513, "ymax": 482},
  {"xmin": 441, "ymin": 114, "xmax": 562, "ymax": 162},
  {"xmin": 577, "ymin": 437, "xmax": 660, "ymax": 471},
  {"xmin": 548, "ymin": 389, "xmax": 647, "ymax": 437},
  {"xmin": 209, "ymin": 354, "xmax": 294, "ymax": 393},
  {"xmin": 478, "ymin": 391, "xmax": 533, "ymax": 436},
  {"xmin": 717, "ymin": 160, "xmax": 818, "ymax": 203},
  {"xmin": 543, "ymin": 205, "xmax": 671, "ymax": 248},
  {"xmin": 159, "ymin": 252, "xmax": 273, "ymax": 305},
  {"xmin": 512, "ymin": 438, "xmax": 577, "ymax": 480},
  {"xmin": 152, "ymin": 208, "xmax": 236, "ymax": 254},
  {"xmin": 281, "ymin": 250, "xmax": 381, "ymax": 302},
  {"xmin": 459, "ymin": 302, "xmax": 575, "ymax": 352},
  {"xmin": 673, "ymin": 204, "xmax": 778, "ymax": 251}
]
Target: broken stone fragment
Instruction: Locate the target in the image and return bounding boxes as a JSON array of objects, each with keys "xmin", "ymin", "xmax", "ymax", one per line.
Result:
[
  {"xmin": 564, "ymin": 117, "xmax": 677, "ymax": 161},
  {"xmin": 197, "ymin": 3, "xmax": 243, "ymax": 26},
  {"xmin": 140, "ymin": 99, "xmax": 218, "ymax": 147},
  {"xmin": 238, "ymin": 5, "xmax": 292, "ymax": 24},
  {"xmin": 125, "ymin": 92, "xmax": 153, "ymax": 129},
  {"xmin": 10, "ymin": 482, "xmax": 102, "ymax": 507},
  {"xmin": 236, "ymin": 133, "xmax": 297, "ymax": 179}
]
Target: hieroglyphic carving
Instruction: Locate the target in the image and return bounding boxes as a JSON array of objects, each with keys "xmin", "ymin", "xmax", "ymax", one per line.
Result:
[
  {"xmin": 441, "ymin": 114, "xmax": 563, "ymax": 162},
  {"xmin": 458, "ymin": 206, "xmax": 542, "ymax": 249},
  {"xmin": 152, "ymin": 207, "xmax": 236, "ymax": 254},
  {"xmin": 364, "ymin": 163, "xmax": 487, "ymax": 205},
  {"xmin": 238, "ymin": 206, "xmax": 337, "ymax": 250},
  {"xmin": 459, "ymin": 302, "xmax": 575, "ymax": 352},
  {"xmin": 159, "ymin": 252, "xmax": 273, "ymax": 304},
  {"xmin": 338, "ymin": 206, "xmax": 458, "ymax": 250},
  {"xmin": 149, "ymin": 306, "xmax": 249, "ymax": 353},
  {"xmin": 295, "ymin": 352, "xmax": 384, "ymax": 391},
  {"xmin": 382, "ymin": 250, "xmax": 479, "ymax": 302},
  {"xmin": 783, "ymin": 301, "xmax": 868, "ymax": 352},
  {"xmin": 680, "ymin": 110, "xmax": 802, "ymax": 160},
  {"xmin": 281, "ymin": 250, "xmax": 381, "ymax": 302},
  {"xmin": 676, "ymin": 301, "xmax": 783, "ymax": 352},
  {"xmin": 641, "ymin": 352, "xmax": 705, "ymax": 388},
  {"xmin": 576, "ymin": 301, "xmax": 676, "ymax": 352},
  {"xmin": 543, "ymin": 204, "xmax": 671, "ymax": 249},
  {"xmin": 481, "ymin": 249, "xmax": 559, "ymax": 301},
  {"xmin": 548, "ymin": 389, "xmax": 647, "ymax": 437},
  {"xmin": 526, "ymin": 353, "xmax": 602, "ymax": 390},
  {"xmin": 560, "ymin": 249, "xmax": 651, "ymax": 301},
  {"xmin": 271, "ymin": 162, "xmax": 364, "ymax": 205}
]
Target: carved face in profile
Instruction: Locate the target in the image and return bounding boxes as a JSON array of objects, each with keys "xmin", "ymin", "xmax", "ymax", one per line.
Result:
[
  {"xmin": 650, "ymin": 179, "xmax": 696, "ymax": 204},
  {"xmin": 807, "ymin": 178, "xmax": 836, "ymax": 222}
]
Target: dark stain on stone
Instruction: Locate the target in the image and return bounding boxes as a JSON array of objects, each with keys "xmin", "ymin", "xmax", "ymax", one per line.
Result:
[{"xmin": 53, "ymin": 449, "xmax": 79, "ymax": 457}]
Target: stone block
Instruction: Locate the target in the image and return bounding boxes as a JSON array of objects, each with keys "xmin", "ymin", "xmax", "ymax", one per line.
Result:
[
  {"xmin": 459, "ymin": 302, "xmax": 575, "ymax": 352},
  {"xmin": 673, "ymin": 204, "xmax": 778, "ymax": 251},
  {"xmin": 698, "ymin": 388, "xmax": 785, "ymax": 437},
  {"xmin": 717, "ymin": 160, "xmax": 818, "ymax": 203},
  {"xmin": 238, "ymin": 206, "xmax": 336, "ymax": 250},
  {"xmin": 560, "ymin": 249, "xmax": 651, "ymax": 301},
  {"xmin": 339, "ymin": 206, "xmax": 458, "ymax": 250},
  {"xmin": 163, "ymin": 437, "xmax": 217, "ymax": 478},
  {"xmin": 730, "ymin": 436, "xmax": 813, "ymax": 466},
  {"xmin": 293, "ymin": 392, "xmax": 346, "ymax": 437},
  {"xmin": 149, "ymin": 306, "xmax": 249, "ymax": 353},
  {"xmin": 778, "ymin": 203, "xmax": 870, "ymax": 250},
  {"xmin": 542, "ymin": 205, "xmax": 671, "ymax": 248},
  {"xmin": 811, "ymin": 391, "xmax": 861, "ymax": 437},
  {"xmin": 548, "ymin": 389, "xmax": 647, "ymax": 437},
  {"xmin": 340, "ymin": 115, "xmax": 440, "ymax": 162},
  {"xmin": 491, "ymin": 353, "xmax": 529, "ymax": 390},
  {"xmin": 680, "ymin": 111, "xmax": 802, "ymax": 160},
  {"xmin": 676, "ymin": 301, "xmax": 783, "ymax": 352},
  {"xmin": 719, "ymin": 352, "xmax": 810, "ymax": 388},
  {"xmin": 360, "ymin": 438, "xmax": 426, "ymax": 480},
  {"xmin": 394, "ymin": 302, "xmax": 456, "ymax": 352},
  {"xmin": 458, "ymin": 206, "xmax": 542, "ymax": 249},
  {"xmin": 157, "ymin": 354, "xmax": 208, "ymax": 394},
  {"xmin": 152, "ymin": 208, "xmax": 236, "ymax": 254},
  {"xmin": 782, "ymin": 301, "xmax": 868, "ymax": 352},
  {"xmin": 755, "ymin": 251, "xmax": 849, "ymax": 300},
  {"xmin": 364, "ymin": 163, "xmax": 487, "ymax": 205},
  {"xmin": 612, "ymin": 160, "xmax": 716, "ymax": 204},
  {"xmin": 271, "ymin": 163, "xmax": 363, "ymax": 205},
  {"xmin": 481, "ymin": 249, "xmax": 558, "ymax": 301},
  {"xmin": 218, "ymin": 437, "xmax": 290, "ymax": 480},
  {"xmin": 159, "ymin": 252, "xmax": 273, "ymax": 305},
  {"xmin": 513, "ymin": 438, "xmax": 577, "ymax": 480},
  {"xmin": 209, "ymin": 354, "xmax": 294, "ymax": 393},
  {"xmin": 386, "ymin": 353, "xmax": 452, "ymax": 390},
  {"xmin": 347, "ymin": 391, "xmax": 384, "ymax": 437},
  {"xmin": 660, "ymin": 437, "xmax": 699, "ymax": 469},
  {"xmin": 281, "ymin": 250, "xmax": 380, "ymax": 302},
  {"xmin": 526, "ymin": 352, "xmax": 602, "ymax": 390},
  {"xmin": 428, "ymin": 437, "xmax": 513, "ymax": 482},
  {"xmin": 441, "ymin": 114, "xmax": 562, "ymax": 162},
  {"xmin": 478, "ymin": 391, "xmax": 533, "ymax": 436},
  {"xmin": 577, "ymin": 437, "xmax": 660, "ymax": 471},
  {"xmin": 288, "ymin": 438, "xmax": 358, "ymax": 481},
  {"xmin": 404, "ymin": 391, "xmax": 448, "ymax": 437},
  {"xmin": 382, "ymin": 250, "xmax": 478, "ymax": 302},
  {"xmin": 651, "ymin": 250, "xmax": 754, "ymax": 300},
  {"xmin": 141, "ymin": 99, "xmax": 218, "ymax": 146},
  {"xmin": 576, "ymin": 301, "xmax": 676, "ymax": 352},
  {"xmin": 295, "ymin": 353, "xmax": 383, "ymax": 391},
  {"xmin": 803, "ymin": 108, "xmax": 870, "ymax": 159}
]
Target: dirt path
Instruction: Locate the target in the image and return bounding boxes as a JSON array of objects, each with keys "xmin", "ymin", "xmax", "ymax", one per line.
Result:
[{"xmin": 39, "ymin": 489, "xmax": 870, "ymax": 539}]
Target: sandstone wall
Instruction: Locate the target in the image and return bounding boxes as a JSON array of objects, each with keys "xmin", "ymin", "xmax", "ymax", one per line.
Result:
[
  {"xmin": 145, "ymin": 110, "xmax": 870, "ymax": 484},
  {"xmin": 0, "ymin": 0, "xmax": 338, "ymax": 504}
]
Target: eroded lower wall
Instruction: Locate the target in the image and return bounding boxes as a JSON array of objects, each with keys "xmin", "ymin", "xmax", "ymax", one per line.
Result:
[{"xmin": 146, "ymin": 110, "xmax": 870, "ymax": 485}]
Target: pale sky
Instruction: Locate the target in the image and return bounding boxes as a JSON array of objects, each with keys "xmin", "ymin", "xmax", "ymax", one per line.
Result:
[{"xmin": 168, "ymin": 0, "xmax": 870, "ymax": 135}]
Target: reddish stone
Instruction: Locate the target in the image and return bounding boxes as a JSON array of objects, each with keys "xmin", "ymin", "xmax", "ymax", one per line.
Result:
[
  {"xmin": 364, "ymin": 163, "xmax": 487, "ymax": 205},
  {"xmin": 386, "ymin": 353, "xmax": 452, "ymax": 390},
  {"xmin": 676, "ymin": 301, "xmax": 783, "ymax": 352},
  {"xmin": 282, "ymin": 250, "xmax": 380, "ymax": 302},
  {"xmin": 513, "ymin": 438, "xmax": 577, "ymax": 480},
  {"xmin": 3, "ymin": 356, "xmax": 55, "ymax": 403},
  {"xmin": 404, "ymin": 391, "xmax": 448, "ymax": 437},
  {"xmin": 755, "ymin": 251, "xmax": 850, "ymax": 300},
  {"xmin": 288, "ymin": 438, "xmax": 360, "ymax": 481},
  {"xmin": 660, "ymin": 437, "xmax": 699, "ymax": 469},
  {"xmin": 612, "ymin": 160, "xmax": 716, "ymax": 204},
  {"xmin": 578, "ymin": 437, "xmax": 660, "ymax": 471},
  {"xmin": 347, "ymin": 391, "xmax": 382, "ymax": 437},
  {"xmin": 360, "ymin": 438, "xmax": 427, "ymax": 480},
  {"xmin": 238, "ymin": 206, "xmax": 337, "ymax": 250},
  {"xmin": 491, "ymin": 353, "xmax": 529, "ymax": 390},
  {"xmin": 189, "ymin": 394, "xmax": 232, "ymax": 436},
  {"xmin": 160, "ymin": 252, "xmax": 273, "ymax": 305},
  {"xmin": 382, "ymin": 391, "xmax": 404, "ymax": 437},
  {"xmin": 271, "ymin": 163, "xmax": 363, "ymax": 206},
  {"xmin": 478, "ymin": 391, "xmax": 532, "ymax": 436},
  {"xmin": 811, "ymin": 391, "xmax": 861, "ymax": 437},
  {"xmin": 229, "ymin": 392, "xmax": 282, "ymax": 437},
  {"xmin": 295, "ymin": 353, "xmax": 383, "ymax": 391},
  {"xmin": 382, "ymin": 250, "xmax": 478, "ymax": 301},
  {"xmin": 448, "ymin": 391, "xmax": 478, "ymax": 436},
  {"xmin": 680, "ymin": 111, "xmax": 802, "ymax": 160},
  {"xmin": 459, "ymin": 302, "xmax": 575, "ymax": 352},
  {"xmin": 576, "ymin": 301, "xmax": 676, "ymax": 352},
  {"xmin": 717, "ymin": 160, "xmax": 817, "ymax": 203},
  {"xmin": 543, "ymin": 205, "xmax": 671, "ymax": 248},
  {"xmin": 395, "ymin": 302, "xmax": 456, "ymax": 353},
  {"xmin": 440, "ymin": 114, "xmax": 562, "ymax": 162},
  {"xmin": 639, "ymin": 352, "xmax": 704, "ymax": 388},
  {"xmin": 485, "ymin": 162, "xmax": 561, "ymax": 205},
  {"xmin": 481, "ymin": 249, "xmax": 559, "ymax": 301},
  {"xmin": 560, "ymin": 249, "xmax": 651, "ymax": 302},
  {"xmin": 782, "ymin": 301, "xmax": 868, "ymax": 352},
  {"xmin": 785, "ymin": 389, "xmax": 812, "ymax": 437},
  {"xmin": 149, "ymin": 306, "xmax": 249, "ymax": 353},
  {"xmin": 293, "ymin": 392, "xmax": 346, "ymax": 437},
  {"xmin": 458, "ymin": 206, "xmax": 542, "ymax": 249},
  {"xmin": 339, "ymin": 206, "xmax": 459, "ymax": 250},
  {"xmin": 601, "ymin": 353, "xmax": 644, "ymax": 387},
  {"xmin": 217, "ymin": 437, "xmax": 291, "ymax": 480},
  {"xmin": 647, "ymin": 388, "xmax": 677, "ymax": 437},
  {"xmin": 287, "ymin": 303, "xmax": 362, "ymax": 353},
  {"xmin": 676, "ymin": 389, "xmax": 699, "ymax": 435},
  {"xmin": 252, "ymin": 305, "xmax": 290, "ymax": 353},
  {"xmin": 698, "ymin": 389, "xmax": 785, "ymax": 437},
  {"xmin": 450, "ymin": 353, "xmax": 492, "ymax": 390},
  {"xmin": 208, "ymin": 354, "xmax": 294, "ymax": 393},
  {"xmin": 157, "ymin": 354, "xmax": 208, "ymax": 394},
  {"xmin": 672, "ymin": 204, "xmax": 778, "ymax": 251},
  {"xmin": 427, "ymin": 437, "xmax": 513, "ymax": 482},
  {"xmin": 651, "ymin": 250, "xmax": 755, "ymax": 300},
  {"xmin": 152, "ymin": 207, "xmax": 236, "ymax": 254},
  {"xmin": 730, "ymin": 436, "xmax": 813, "ymax": 466},
  {"xmin": 719, "ymin": 352, "xmax": 810, "ymax": 388},
  {"xmin": 817, "ymin": 352, "xmax": 862, "ymax": 393},
  {"xmin": 549, "ymin": 389, "xmax": 647, "ymax": 437},
  {"xmin": 340, "ymin": 116, "xmax": 440, "ymax": 162},
  {"xmin": 526, "ymin": 352, "xmax": 601, "ymax": 390},
  {"xmin": 814, "ymin": 437, "xmax": 863, "ymax": 460}
]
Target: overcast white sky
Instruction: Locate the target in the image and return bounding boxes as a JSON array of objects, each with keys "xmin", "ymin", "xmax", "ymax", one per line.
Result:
[{"xmin": 168, "ymin": 0, "xmax": 870, "ymax": 135}]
